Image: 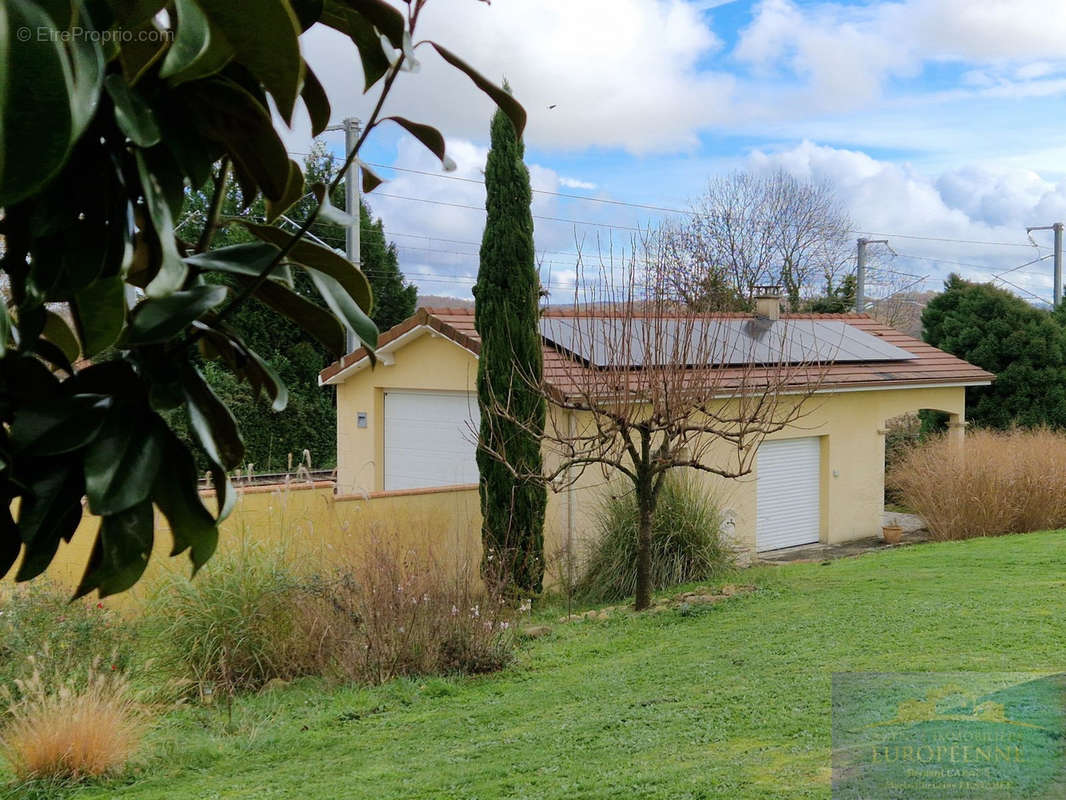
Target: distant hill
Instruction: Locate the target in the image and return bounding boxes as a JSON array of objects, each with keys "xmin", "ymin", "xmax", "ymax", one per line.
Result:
[
  {"xmin": 868, "ymin": 290, "xmax": 935, "ymax": 339},
  {"xmin": 418, "ymin": 294, "xmax": 474, "ymax": 309}
]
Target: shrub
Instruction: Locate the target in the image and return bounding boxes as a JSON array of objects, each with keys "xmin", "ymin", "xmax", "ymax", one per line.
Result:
[
  {"xmin": 0, "ymin": 582, "xmax": 133, "ymax": 699},
  {"xmin": 887, "ymin": 428, "xmax": 1066, "ymax": 540},
  {"xmin": 576, "ymin": 473, "xmax": 733, "ymax": 602},
  {"xmin": 351, "ymin": 533, "xmax": 513, "ymax": 684},
  {"xmin": 0, "ymin": 663, "xmax": 145, "ymax": 783},
  {"xmin": 150, "ymin": 533, "xmax": 513, "ymax": 696},
  {"xmin": 148, "ymin": 543, "xmax": 353, "ymax": 698}
]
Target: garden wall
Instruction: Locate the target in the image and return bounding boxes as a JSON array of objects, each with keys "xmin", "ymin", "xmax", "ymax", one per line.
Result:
[{"xmin": 5, "ymin": 482, "xmax": 485, "ymax": 609}]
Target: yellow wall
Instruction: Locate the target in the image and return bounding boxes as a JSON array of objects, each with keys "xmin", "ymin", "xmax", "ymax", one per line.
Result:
[
  {"xmin": 10, "ymin": 332, "xmax": 967, "ymax": 607},
  {"xmin": 333, "ymin": 330, "xmax": 967, "ymax": 563},
  {"xmin": 335, "ymin": 329, "xmax": 479, "ymax": 495},
  {"xmin": 6, "ymin": 482, "xmax": 482, "ymax": 610}
]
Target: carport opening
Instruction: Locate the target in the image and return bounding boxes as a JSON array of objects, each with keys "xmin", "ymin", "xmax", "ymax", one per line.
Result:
[{"xmin": 883, "ymin": 408, "xmax": 962, "ymax": 511}]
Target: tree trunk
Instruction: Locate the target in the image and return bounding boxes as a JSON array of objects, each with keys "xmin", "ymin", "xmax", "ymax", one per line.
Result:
[{"xmin": 634, "ymin": 489, "xmax": 654, "ymax": 611}]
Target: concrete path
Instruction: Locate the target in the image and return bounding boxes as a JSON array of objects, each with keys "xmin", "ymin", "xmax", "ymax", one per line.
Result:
[{"xmin": 757, "ymin": 511, "xmax": 930, "ymax": 564}]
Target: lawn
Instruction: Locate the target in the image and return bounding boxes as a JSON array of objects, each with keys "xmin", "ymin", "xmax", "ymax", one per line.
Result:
[{"xmin": 30, "ymin": 531, "xmax": 1066, "ymax": 799}]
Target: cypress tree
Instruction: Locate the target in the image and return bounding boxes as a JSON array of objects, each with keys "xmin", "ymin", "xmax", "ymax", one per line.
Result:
[{"xmin": 474, "ymin": 97, "xmax": 547, "ymax": 596}]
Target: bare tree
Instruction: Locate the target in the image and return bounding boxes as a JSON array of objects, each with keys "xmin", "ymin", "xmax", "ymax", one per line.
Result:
[
  {"xmin": 482, "ymin": 236, "xmax": 829, "ymax": 610},
  {"xmin": 660, "ymin": 169, "xmax": 851, "ymax": 310}
]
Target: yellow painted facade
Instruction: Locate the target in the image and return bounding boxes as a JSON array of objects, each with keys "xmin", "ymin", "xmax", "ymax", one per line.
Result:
[
  {"xmin": 8, "ymin": 326, "xmax": 971, "ymax": 606},
  {"xmin": 331, "ymin": 327, "xmax": 969, "ymax": 565},
  {"xmin": 6, "ymin": 482, "xmax": 483, "ymax": 610}
]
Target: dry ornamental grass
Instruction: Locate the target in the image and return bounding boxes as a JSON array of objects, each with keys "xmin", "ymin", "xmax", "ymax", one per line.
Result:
[
  {"xmin": 887, "ymin": 427, "xmax": 1066, "ymax": 540},
  {"xmin": 0, "ymin": 662, "xmax": 145, "ymax": 783}
]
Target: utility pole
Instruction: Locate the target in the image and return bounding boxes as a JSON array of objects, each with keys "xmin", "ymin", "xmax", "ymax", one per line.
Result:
[
  {"xmin": 1026, "ymin": 222, "xmax": 1063, "ymax": 308},
  {"xmin": 855, "ymin": 237, "xmax": 888, "ymax": 313},
  {"xmin": 324, "ymin": 117, "xmax": 362, "ymax": 351}
]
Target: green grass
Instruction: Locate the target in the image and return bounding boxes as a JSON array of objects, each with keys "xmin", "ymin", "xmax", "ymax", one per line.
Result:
[{"xmin": 16, "ymin": 531, "xmax": 1066, "ymax": 799}]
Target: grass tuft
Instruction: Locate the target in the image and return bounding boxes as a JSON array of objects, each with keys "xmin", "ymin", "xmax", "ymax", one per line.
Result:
[
  {"xmin": 0, "ymin": 662, "xmax": 145, "ymax": 784},
  {"xmin": 575, "ymin": 472, "xmax": 733, "ymax": 602},
  {"xmin": 888, "ymin": 427, "xmax": 1066, "ymax": 540}
]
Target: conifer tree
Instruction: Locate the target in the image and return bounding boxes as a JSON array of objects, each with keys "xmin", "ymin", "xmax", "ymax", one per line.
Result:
[
  {"xmin": 924, "ymin": 274, "xmax": 1066, "ymax": 428},
  {"xmin": 474, "ymin": 97, "xmax": 547, "ymax": 595}
]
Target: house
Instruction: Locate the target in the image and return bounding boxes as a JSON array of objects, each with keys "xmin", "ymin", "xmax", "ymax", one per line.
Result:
[{"xmin": 318, "ymin": 301, "xmax": 992, "ymax": 563}]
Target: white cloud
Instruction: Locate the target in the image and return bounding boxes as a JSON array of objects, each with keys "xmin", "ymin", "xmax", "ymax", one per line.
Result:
[
  {"xmin": 300, "ymin": 0, "xmax": 735, "ymax": 154},
  {"xmin": 361, "ymin": 136, "xmax": 636, "ymax": 300},
  {"xmin": 559, "ymin": 177, "xmax": 597, "ymax": 190},
  {"xmin": 735, "ymin": 0, "xmax": 1066, "ymax": 106},
  {"xmin": 747, "ymin": 141, "xmax": 1066, "ymax": 301}
]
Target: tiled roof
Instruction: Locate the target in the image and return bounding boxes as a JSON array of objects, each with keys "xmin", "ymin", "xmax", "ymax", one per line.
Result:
[{"xmin": 319, "ymin": 306, "xmax": 994, "ymax": 394}]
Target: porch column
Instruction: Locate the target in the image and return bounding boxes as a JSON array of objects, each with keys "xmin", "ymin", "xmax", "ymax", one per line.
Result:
[{"xmin": 947, "ymin": 414, "xmax": 967, "ymax": 453}]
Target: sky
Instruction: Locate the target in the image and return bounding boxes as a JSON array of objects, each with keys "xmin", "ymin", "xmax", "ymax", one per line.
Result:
[{"xmin": 285, "ymin": 0, "xmax": 1066, "ymax": 306}]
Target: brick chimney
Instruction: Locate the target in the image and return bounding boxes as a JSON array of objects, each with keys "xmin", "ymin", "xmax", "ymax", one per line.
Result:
[{"xmin": 754, "ymin": 286, "xmax": 781, "ymax": 321}]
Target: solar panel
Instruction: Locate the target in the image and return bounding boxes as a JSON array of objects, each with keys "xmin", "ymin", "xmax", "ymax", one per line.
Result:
[{"xmin": 539, "ymin": 317, "xmax": 916, "ymax": 368}]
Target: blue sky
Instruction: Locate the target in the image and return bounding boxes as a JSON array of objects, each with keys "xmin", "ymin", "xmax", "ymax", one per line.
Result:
[{"xmin": 294, "ymin": 0, "xmax": 1066, "ymax": 304}]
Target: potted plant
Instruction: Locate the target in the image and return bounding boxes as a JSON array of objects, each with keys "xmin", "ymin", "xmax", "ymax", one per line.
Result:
[{"xmin": 882, "ymin": 525, "xmax": 903, "ymax": 545}]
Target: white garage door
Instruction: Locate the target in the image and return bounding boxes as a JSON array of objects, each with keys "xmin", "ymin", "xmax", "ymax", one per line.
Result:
[
  {"xmin": 384, "ymin": 391, "xmax": 480, "ymax": 491},
  {"xmin": 756, "ymin": 437, "xmax": 822, "ymax": 551}
]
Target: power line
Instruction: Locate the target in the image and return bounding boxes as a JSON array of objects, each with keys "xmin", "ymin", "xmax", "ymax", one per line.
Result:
[
  {"xmin": 362, "ymin": 161, "xmax": 696, "ymax": 215},
  {"xmin": 292, "ymin": 148, "xmax": 1046, "ymax": 252},
  {"xmin": 372, "ymin": 192, "xmax": 646, "ymax": 232},
  {"xmin": 992, "ymin": 253, "xmax": 1054, "ymax": 279},
  {"xmin": 993, "ymin": 274, "xmax": 1051, "ymax": 306},
  {"xmin": 851, "ymin": 230, "xmax": 1037, "ymax": 249}
]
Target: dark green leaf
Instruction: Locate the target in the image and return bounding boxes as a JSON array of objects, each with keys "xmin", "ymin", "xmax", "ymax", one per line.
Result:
[
  {"xmin": 362, "ymin": 163, "xmax": 383, "ymax": 193},
  {"xmin": 182, "ymin": 365, "xmax": 244, "ymax": 469},
  {"xmin": 117, "ymin": 17, "xmax": 169, "ymax": 84},
  {"xmin": 74, "ymin": 500, "xmax": 154, "ymax": 598},
  {"xmin": 153, "ymin": 428, "xmax": 218, "ymax": 571},
  {"xmin": 208, "ymin": 463, "xmax": 235, "ymax": 520},
  {"xmin": 0, "ymin": 0, "xmax": 75, "ymax": 205},
  {"xmin": 71, "ymin": 276, "xmax": 126, "ymax": 356},
  {"xmin": 67, "ymin": 1, "xmax": 105, "ymax": 139},
  {"xmin": 244, "ymin": 276, "xmax": 346, "ymax": 356},
  {"xmin": 314, "ymin": 181, "xmax": 358, "ymax": 227},
  {"xmin": 238, "ymin": 220, "xmax": 373, "ymax": 311},
  {"xmin": 126, "ymin": 284, "xmax": 228, "ymax": 345},
  {"xmin": 15, "ymin": 461, "xmax": 84, "ymax": 581},
  {"xmin": 429, "ymin": 42, "xmax": 527, "ymax": 139},
  {"xmin": 342, "ymin": 0, "xmax": 404, "ymax": 47},
  {"xmin": 104, "ymin": 73, "xmax": 160, "ymax": 146},
  {"xmin": 136, "ymin": 151, "xmax": 188, "ymax": 296},
  {"xmin": 320, "ymin": 2, "xmax": 390, "ymax": 90},
  {"xmin": 16, "ymin": 503, "xmax": 82, "ymax": 582},
  {"xmin": 308, "ymin": 270, "xmax": 378, "ymax": 354},
  {"xmin": 196, "ymin": 0, "xmax": 303, "ymax": 124},
  {"xmin": 185, "ymin": 242, "xmax": 284, "ymax": 278},
  {"xmin": 383, "ymin": 116, "xmax": 450, "ymax": 167},
  {"xmin": 110, "ymin": 0, "xmax": 165, "ymax": 28},
  {"xmin": 0, "ymin": 505, "xmax": 18, "ymax": 580},
  {"xmin": 10, "ymin": 394, "xmax": 111, "ymax": 456},
  {"xmin": 301, "ymin": 64, "xmax": 331, "ymax": 137},
  {"xmin": 84, "ymin": 409, "xmax": 164, "ymax": 515},
  {"xmin": 183, "ymin": 78, "xmax": 291, "ymax": 202},
  {"xmin": 192, "ymin": 322, "xmax": 288, "ymax": 411},
  {"xmin": 0, "ymin": 301, "xmax": 11, "ymax": 358},
  {"xmin": 31, "ymin": 338, "xmax": 75, "ymax": 376},
  {"xmin": 245, "ymin": 347, "xmax": 289, "ymax": 412},
  {"xmin": 42, "ymin": 310, "xmax": 81, "ymax": 363},
  {"xmin": 289, "ymin": 0, "xmax": 323, "ymax": 31},
  {"xmin": 160, "ymin": 0, "xmax": 234, "ymax": 85}
]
